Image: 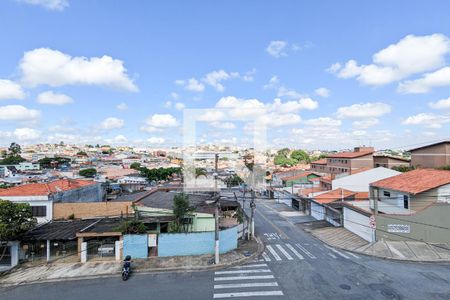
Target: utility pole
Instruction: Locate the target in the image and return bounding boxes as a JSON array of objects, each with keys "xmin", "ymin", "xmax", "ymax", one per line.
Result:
[
  {"xmin": 214, "ymin": 153, "xmax": 220, "ymax": 264},
  {"xmin": 249, "ymin": 189, "xmax": 256, "ymax": 240}
]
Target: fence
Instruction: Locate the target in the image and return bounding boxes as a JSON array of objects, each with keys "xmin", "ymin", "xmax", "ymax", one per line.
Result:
[
  {"xmin": 158, "ymin": 226, "xmax": 238, "ymax": 257},
  {"xmin": 123, "ymin": 234, "xmax": 148, "ymax": 258}
]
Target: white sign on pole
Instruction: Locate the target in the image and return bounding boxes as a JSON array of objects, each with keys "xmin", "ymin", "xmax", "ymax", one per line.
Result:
[{"xmin": 148, "ymin": 234, "xmax": 157, "ymax": 247}]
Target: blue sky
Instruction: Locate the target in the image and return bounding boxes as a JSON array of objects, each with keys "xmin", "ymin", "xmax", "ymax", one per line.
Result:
[{"xmin": 0, "ymin": 0, "xmax": 450, "ymax": 150}]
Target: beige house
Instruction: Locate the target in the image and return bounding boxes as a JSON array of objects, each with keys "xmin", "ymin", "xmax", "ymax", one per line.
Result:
[
  {"xmin": 310, "ymin": 146, "xmax": 374, "ymax": 175},
  {"xmin": 409, "ymin": 140, "xmax": 450, "ymax": 168},
  {"xmin": 373, "ymin": 154, "xmax": 410, "ymax": 169}
]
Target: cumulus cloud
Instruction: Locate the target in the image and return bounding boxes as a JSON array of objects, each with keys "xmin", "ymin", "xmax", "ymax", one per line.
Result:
[
  {"xmin": 13, "ymin": 127, "xmax": 41, "ymax": 141},
  {"xmin": 18, "ymin": 0, "xmax": 69, "ymax": 11},
  {"xmin": 0, "ymin": 80, "xmax": 25, "ymax": 100},
  {"xmin": 175, "ymin": 102, "xmax": 186, "ymax": 110},
  {"xmin": 266, "ymin": 41, "xmax": 288, "ymax": 58},
  {"xmin": 352, "ymin": 118, "xmax": 380, "ymax": 129},
  {"xmin": 116, "ymin": 102, "xmax": 128, "ymax": 111},
  {"xmin": 20, "ymin": 48, "xmax": 138, "ymax": 91},
  {"xmin": 336, "ymin": 102, "xmax": 391, "ymax": 119},
  {"xmin": 329, "ymin": 34, "xmax": 450, "ymax": 86},
  {"xmin": 303, "ymin": 117, "xmax": 341, "ymax": 127},
  {"xmin": 37, "ymin": 90, "xmax": 73, "ymax": 105},
  {"xmin": 100, "ymin": 117, "xmax": 124, "ymax": 130},
  {"xmin": 315, "ymin": 87, "xmax": 330, "ymax": 98},
  {"xmin": 402, "ymin": 113, "xmax": 450, "ymax": 128},
  {"xmin": 175, "ymin": 78, "xmax": 205, "ymax": 92},
  {"xmin": 142, "ymin": 114, "xmax": 178, "ymax": 132},
  {"xmin": 0, "ymin": 105, "xmax": 40, "ymax": 121},
  {"xmin": 147, "ymin": 137, "xmax": 165, "ymax": 144},
  {"xmin": 210, "ymin": 121, "xmax": 236, "ymax": 129},
  {"xmin": 113, "ymin": 134, "xmax": 128, "ymax": 143},
  {"xmin": 398, "ymin": 67, "xmax": 450, "ymax": 94},
  {"xmin": 429, "ymin": 96, "xmax": 450, "ymax": 110}
]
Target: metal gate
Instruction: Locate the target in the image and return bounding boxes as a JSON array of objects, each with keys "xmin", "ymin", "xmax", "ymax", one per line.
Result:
[
  {"xmin": 86, "ymin": 238, "xmax": 117, "ymax": 260},
  {"xmin": 0, "ymin": 246, "xmax": 11, "ymax": 265},
  {"xmin": 325, "ymin": 206, "xmax": 342, "ymax": 227}
]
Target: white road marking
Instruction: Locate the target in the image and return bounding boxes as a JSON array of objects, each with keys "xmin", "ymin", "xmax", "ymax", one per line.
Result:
[
  {"xmin": 295, "ymin": 243, "xmax": 316, "ymax": 259},
  {"xmin": 262, "ymin": 252, "xmax": 271, "ymax": 262},
  {"xmin": 214, "ymin": 275, "xmax": 275, "ymax": 281},
  {"xmin": 214, "ymin": 282, "xmax": 279, "ymax": 289},
  {"xmin": 215, "ymin": 269, "xmax": 271, "ymax": 275},
  {"xmin": 275, "ymin": 244, "xmax": 293, "ymax": 260},
  {"xmin": 328, "ymin": 252, "xmax": 337, "ymax": 259},
  {"xmin": 285, "ymin": 243, "xmax": 304, "ymax": 260},
  {"xmin": 213, "ymin": 291, "xmax": 284, "ymax": 298},
  {"xmin": 324, "ymin": 245, "xmax": 350, "ymax": 259},
  {"xmin": 231, "ymin": 263, "xmax": 267, "ymax": 269},
  {"xmin": 266, "ymin": 245, "xmax": 282, "ymax": 261},
  {"xmin": 345, "ymin": 251, "xmax": 360, "ymax": 259}
]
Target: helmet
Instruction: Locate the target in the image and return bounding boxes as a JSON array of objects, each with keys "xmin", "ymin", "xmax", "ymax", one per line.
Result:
[{"xmin": 125, "ymin": 255, "xmax": 131, "ymax": 261}]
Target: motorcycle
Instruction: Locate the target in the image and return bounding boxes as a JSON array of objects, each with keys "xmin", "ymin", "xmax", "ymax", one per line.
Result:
[{"xmin": 122, "ymin": 255, "xmax": 132, "ymax": 281}]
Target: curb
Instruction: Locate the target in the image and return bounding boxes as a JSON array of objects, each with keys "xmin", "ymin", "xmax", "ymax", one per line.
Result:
[
  {"xmin": 0, "ymin": 237, "xmax": 265, "ymax": 288},
  {"xmin": 308, "ymin": 230, "xmax": 450, "ymax": 264}
]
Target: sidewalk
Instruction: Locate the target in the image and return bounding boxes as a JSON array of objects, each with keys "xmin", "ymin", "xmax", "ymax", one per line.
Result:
[
  {"xmin": 0, "ymin": 239, "xmax": 261, "ymax": 286},
  {"xmin": 311, "ymin": 226, "xmax": 450, "ymax": 262}
]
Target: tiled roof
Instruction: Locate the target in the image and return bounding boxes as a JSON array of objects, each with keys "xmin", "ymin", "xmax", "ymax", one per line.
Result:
[
  {"xmin": 327, "ymin": 150, "xmax": 373, "ymax": 159},
  {"xmin": 370, "ymin": 169, "xmax": 450, "ymax": 194},
  {"xmin": 311, "ymin": 158, "xmax": 327, "ymax": 165},
  {"xmin": 282, "ymin": 172, "xmax": 317, "ymax": 181},
  {"xmin": 408, "ymin": 140, "xmax": 450, "ymax": 152},
  {"xmin": 0, "ymin": 179, "xmax": 97, "ymax": 196},
  {"xmin": 320, "ymin": 176, "xmax": 332, "ymax": 183},
  {"xmin": 313, "ymin": 188, "xmax": 357, "ymax": 204}
]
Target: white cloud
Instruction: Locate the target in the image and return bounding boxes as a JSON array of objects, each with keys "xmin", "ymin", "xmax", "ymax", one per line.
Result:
[
  {"xmin": 175, "ymin": 78, "xmax": 205, "ymax": 92},
  {"xmin": 203, "ymin": 70, "xmax": 234, "ymax": 92},
  {"xmin": 0, "ymin": 80, "xmax": 25, "ymax": 100},
  {"xmin": 170, "ymin": 92, "xmax": 179, "ymax": 100},
  {"xmin": 277, "ymin": 86, "xmax": 302, "ymax": 99},
  {"xmin": 402, "ymin": 113, "xmax": 450, "ymax": 128},
  {"xmin": 145, "ymin": 114, "xmax": 178, "ymax": 128},
  {"xmin": 352, "ymin": 118, "xmax": 379, "ymax": 129},
  {"xmin": 18, "ymin": 0, "xmax": 69, "ymax": 11},
  {"xmin": 37, "ymin": 90, "xmax": 73, "ymax": 105},
  {"xmin": 429, "ymin": 96, "xmax": 450, "ymax": 110},
  {"xmin": 0, "ymin": 105, "xmax": 40, "ymax": 121},
  {"xmin": 197, "ymin": 110, "xmax": 226, "ymax": 122},
  {"xmin": 398, "ymin": 67, "xmax": 450, "ymax": 94},
  {"xmin": 263, "ymin": 76, "xmax": 280, "ymax": 90},
  {"xmin": 116, "ymin": 102, "xmax": 128, "ymax": 111},
  {"xmin": 100, "ymin": 117, "xmax": 124, "ymax": 130},
  {"xmin": 147, "ymin": 137, "xmax": 165, "ymax": 144},
  {"xmin": 336, "ymin": 102, "xmax": 391, "ymax": 119},
  {"xmin": 266, "ymin": 41, "xmax": 288, "ymax": 58},
  {"xmin": 352, "ymin": 130, "xmax": 367, "ymax": 136},
  {"xmin": 164, "ymin": 101, "xmax": 172, "ymax": 108},
  {"xmin": 270, "ymin": 97, "xmax": 318, "ymax": 113},
  {"xmin": 303, "ymin": 117, "xmax": 341, "ymax": 127},
  {"xmin": 315, "ymin": 87, "xmax": 330, "ymax": 98},
  {"xmin": 113, "ymin": 134, "xmax": 128, "ymax": 143},
  {"xmin": 329, "ymin": 34, "xmax": 450, "ymax": 86},
  {"xmin": 20, "ymin": 48, "xmax": 138, "ymax": 91},
  {"xmin": 175, "ymin": 102, "xmax": 185, "ymax": 110},
  {"xmin": 13, "ymin": 128, "xmax": 41, "ymax": 141}
]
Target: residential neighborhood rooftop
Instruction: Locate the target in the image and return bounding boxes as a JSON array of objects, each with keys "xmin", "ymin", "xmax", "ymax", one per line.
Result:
[
  {"xmin": 370, "ymin": 169, "xmax": 450, "ymax": 195},
  {"xmin": 0, "ymin": 179, "xmax": 97, "ymax": 196},
  {"xmin": 408, "ymin": 140, "xmax": 450, "ymax": 151},
  {"xmin": 327, "ymin": 150, "xmax": 374, "ymax": 159}
]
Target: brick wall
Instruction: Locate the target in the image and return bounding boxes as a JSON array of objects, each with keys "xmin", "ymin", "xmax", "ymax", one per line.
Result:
[{"xmin": 53, "ymin": 201, "xmax": 134, "ymax": 219}]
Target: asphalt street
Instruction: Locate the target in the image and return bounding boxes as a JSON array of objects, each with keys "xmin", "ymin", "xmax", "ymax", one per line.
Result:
[{"xmin": 1, "ymin": 196, "xmax": 450, "ymax": 300}]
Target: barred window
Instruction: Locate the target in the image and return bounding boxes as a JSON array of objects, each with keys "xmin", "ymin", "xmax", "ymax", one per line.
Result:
[{"xmin": 31, "ymin": 206, "xmax": 47, "ymax": 217}]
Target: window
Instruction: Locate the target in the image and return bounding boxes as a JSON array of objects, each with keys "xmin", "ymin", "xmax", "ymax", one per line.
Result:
[
  {"xmin": 383, "ymin": 191, "xmax": 391, "ymax": 198},
  {"xmin": 403, "ymin": 195, "xmax": 409, "ymax": 209},
  {"xmin": 31, "ymin": 206, "xmax": 47, "ymax": 217}
]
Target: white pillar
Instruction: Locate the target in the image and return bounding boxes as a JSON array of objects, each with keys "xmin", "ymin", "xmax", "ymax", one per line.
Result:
[
  {"xmin": 10, "ymin": 242, "xmax": 19, "ymax": 267},
  {"xmin": 46, "ymin": 240, "xmax": 50, "ymax": 262},
  {"xmin": 115, "ymin": 241, "xmax": 121, "ymax": 261},
  {"xmin": 81, "ymin": 242, "xmax": 87, "ymax": 263}
]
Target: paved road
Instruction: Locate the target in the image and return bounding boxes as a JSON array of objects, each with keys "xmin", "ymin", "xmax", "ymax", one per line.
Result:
[{"xmin": 2, "ymin": 196, "xmax": 450, "ymax": 300}]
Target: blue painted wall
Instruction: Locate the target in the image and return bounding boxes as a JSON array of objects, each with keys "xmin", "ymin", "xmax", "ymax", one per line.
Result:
[
  {"xmin": 158, "ymin": 226, "xmax": 238, "ymax": 257},
  {"xmin": 123, "ymin": 234, "xmax": 148, "ymax": 259}
]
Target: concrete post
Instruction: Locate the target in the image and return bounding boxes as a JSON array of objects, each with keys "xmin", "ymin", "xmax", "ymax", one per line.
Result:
[
  {"xmin": 46, "ymin": 240, "xmax": 51, "ymax": 262},
  {"xmin": 10, "ymin": 242, "xmax": 19, "ymax": 268},
  {"xmin": 81, "ymin": 242, "xmax": 87, "ymax": 263},
  {"xmin": 115, "ymin": 240, "xmax": 121, "ymax": 261}
]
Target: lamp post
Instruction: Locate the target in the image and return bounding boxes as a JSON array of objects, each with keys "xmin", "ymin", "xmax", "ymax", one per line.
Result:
[
  {"xmin": 214, "ymin": 154, "xmax": 220, "ymax": 264},
  {"xmin": 249, "ymin": 190, "xmax": 256, "ymax": 240}
]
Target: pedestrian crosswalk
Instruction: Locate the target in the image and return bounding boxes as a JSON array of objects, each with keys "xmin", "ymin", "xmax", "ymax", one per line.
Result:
[
  {"xmin": 259, "ymin": 243, "xmax": 360, "ymax": 262},
  {"xmin": 213, "ymin": 263, "xmax": 283, "ymax": 298}
]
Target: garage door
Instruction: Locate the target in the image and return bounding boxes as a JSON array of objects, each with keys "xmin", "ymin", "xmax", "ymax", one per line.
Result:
[
  {"xmin": 343, "ymin": 207, "xmax": 374, "ymax": 242},
  {"xmin": 311, "ymin": 202, "xmax": 325, "ymax": 220}
]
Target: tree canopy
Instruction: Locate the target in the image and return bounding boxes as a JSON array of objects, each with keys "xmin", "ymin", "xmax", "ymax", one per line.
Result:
[
  {"xmin": 79, "ymin": 168, "xmax": 97, "ymax": 178},
  {"xmin": 0, "ymin": 200, "xmax": 36, "ymax": 241},
  {"xmin": 0, "ymin": 142, "xmax": 26, "ymax": 165},
  {"xmin": 139, "ymin": 167, "xmax": 181, "ymax": 182},
  {"xmin": 170, "ymin": 193, "xmax": 194, "ymax": 233}
]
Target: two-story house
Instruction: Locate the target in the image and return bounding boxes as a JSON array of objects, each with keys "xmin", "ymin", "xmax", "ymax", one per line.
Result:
[
  {"xmin": 311, "ymin": 147, "xmax": 374, "ymax": 175},
  {"xmin": 369, "ymin": 169, "xmax": 450, "ymax": 243},
  {"xmin": 409, "ymin": 140, "xmax": 450, "ymax": 168}
]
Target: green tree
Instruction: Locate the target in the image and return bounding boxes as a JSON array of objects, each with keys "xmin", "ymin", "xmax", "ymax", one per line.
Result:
[
  {"xmin": 392, "ymin": 165, "xmax": 416, "ymax": 173},
  {"xmin": 277, "ymin": 148, "xmax": 290, "ymax": 157},
  {"xmin": 274, "ymin": 155, "xmax": 297, "ymax": 167},
  {"xmin": 117, "ymin": 219, "xmax": 147, "ymax": 234},
  {"xmin": 130, "ymin": 162, "xmax": 141, "ymax": 170},
  {"xmin": 0, "ymin": 142, "xmax": 26, "ymax": 165},
  {"xmin": 77, "ymin": 151, "xmax": 88, "ymax": 156},
  {"xmin": 0, "ymin": 200, "xmax": 36, "ymax": 260},
  {"xmin": 170, "ymin": 193, "xmax": 194, "ymax": 233},
  {"xmin": 195, "ymin": 168, "xmax": 207, "ymax": 178},
  {"xmin": 224, "ymin": 175, "xmax": 244, "ymax": 187},
  {"xmin": 8, "ymin": 143, "xmax": 21, "ymax": 156},
  {"xmin": 79, "ymin": 168, "xmax": 97, "ymax": 178},
  {"xmin": 291, "ymin": 149, "xmax": 310, "ymax": 163}
]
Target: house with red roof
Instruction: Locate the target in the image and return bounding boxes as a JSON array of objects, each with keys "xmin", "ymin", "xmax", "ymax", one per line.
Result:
[
  {"xmin": 0, "ymin": 179, "xmax": 104, "ymax": 223},
  {"xmin": 368, "ymin": 168, "xmax": 450, "ymax": 243}
]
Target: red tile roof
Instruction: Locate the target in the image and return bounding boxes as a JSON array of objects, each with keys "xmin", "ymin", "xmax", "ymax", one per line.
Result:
[
  {"xmin": 0, "ymin": 179, "xmax": 97, "ymax": 196},
  {"xmin": 313, "ymin": 188, "xmax": 357, "ymax": 204},
  {"xmin": 327, "ymin": 150, "xmax": 373, "ymax": 159},
  {"xmin": 311, "ymin": 158, "xmax": 327, "ymax": 165},
  {"xmin": 370, "ymin": 169, "xmax": 450, "ymax": 195},
  {"xmin": 282, "ymin": 172, "xmax": 318, "ymax": 181}
]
